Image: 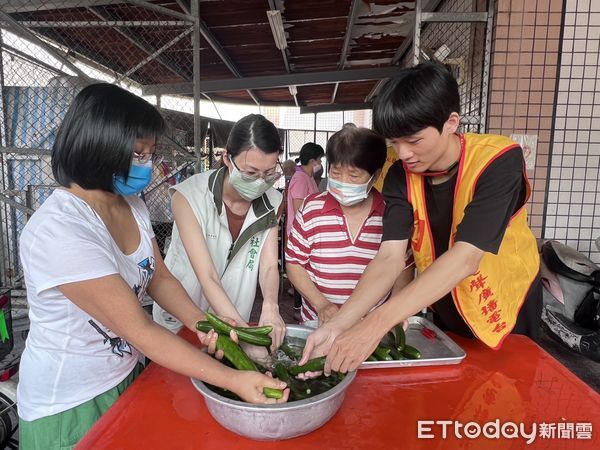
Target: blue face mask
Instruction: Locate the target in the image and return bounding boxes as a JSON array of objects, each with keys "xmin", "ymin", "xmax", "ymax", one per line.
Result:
[{"xmin": 113, "ymin": 160, "xmax": 153, "ymax": 196}]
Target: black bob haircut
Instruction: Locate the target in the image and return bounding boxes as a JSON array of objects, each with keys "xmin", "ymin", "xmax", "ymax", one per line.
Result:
[
  {"xmin": 299, "ymin": 142, "xmax": 324, "ymax": 165},
  {"xmin": 326, "ymin": 126, "xmax": 386, "ymax": 176},
  {"xmin": 52, "ymin": 83, "xmax": 165, "ymax": 192},
  {"xmin": 226, "ymin": 114, "xmax": 283, "ymax": 157},
  {"xmin": 373, "ymin": 62, "xmax": 461, "ymax": 139}
]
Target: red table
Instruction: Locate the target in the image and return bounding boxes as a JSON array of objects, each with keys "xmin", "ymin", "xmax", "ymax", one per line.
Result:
[{"xmin": 77, "ymin": 329, "xmax": 600, "ymax": 450}]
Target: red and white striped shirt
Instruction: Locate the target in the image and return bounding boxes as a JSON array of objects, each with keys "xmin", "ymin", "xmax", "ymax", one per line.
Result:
[{"xmin": 286, "ymin": 190, "xmax": 386, "ymax": 322}]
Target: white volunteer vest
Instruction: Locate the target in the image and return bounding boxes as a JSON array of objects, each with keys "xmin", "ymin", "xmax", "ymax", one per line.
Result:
[{"xmin": 153, "ymin": 167, "xmax": 282, "ymax": 331}]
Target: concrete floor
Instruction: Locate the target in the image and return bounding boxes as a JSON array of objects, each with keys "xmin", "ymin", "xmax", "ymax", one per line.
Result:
[{"xmin": 252, "ymin": 277, "xmax": 600, "ymax": 393}]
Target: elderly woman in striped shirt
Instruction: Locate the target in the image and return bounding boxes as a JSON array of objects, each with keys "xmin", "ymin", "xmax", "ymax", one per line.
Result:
[{"xmin": 286, "ymin": 126, "xmax": 413, "ymax": 325}]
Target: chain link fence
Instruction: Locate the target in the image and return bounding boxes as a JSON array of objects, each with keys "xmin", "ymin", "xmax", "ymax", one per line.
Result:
[
  {"xmin": 409, "ymin": 0, "xmax": 491, "ymax": 133},
  {"xmin": 0, "ymin": 1, "xmax": 375, "ymax": 288},
  {"xmin": 0, "ymin": 1, "xmax": 202, "ymax": 286}
]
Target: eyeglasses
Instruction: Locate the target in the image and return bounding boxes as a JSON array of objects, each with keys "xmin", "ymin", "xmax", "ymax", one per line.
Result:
[
  {"xmin": 231, "ymin": 157, "xmax": 282, "ymax": 183},
  {"xmin": 133, "ymin": 152, "xmax": 163, "ymax": 165}
]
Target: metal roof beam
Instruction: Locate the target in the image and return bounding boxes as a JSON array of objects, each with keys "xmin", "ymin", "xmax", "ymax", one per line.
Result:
[
  {"xmin": 332, "ymin": 0, "xmax": 361, "ymax": 104},
  {"xmin": 175, "ymin": 0, "xmax": 191, "ymax": 15},
  {"xmin": 142, "ymin": 66, "xmax": 404, "ymax": 96},
  {"xmin": 365, "ymin": 79, "xmax": 385, "ymax": 103},
  {"xmin": 337, "ymin": 0, "xmax": 361, "ymax": 70},
  {"xmin": 0, "ymin": 10, "xmax": 90, "ymax": 80},
  {"xmin": 0, "ymin": 0, "xmax": 194, "ymax": 21},
  {"xmin": 126, "ymin": 0, "xmax": 194, "ymax": 22},
  {"xmin": 421, "ymin": 12, "xmax": 488, "ymax": 22},
  {"xmin": 198, "ymin": 21, "xmax": 241, "ymax": 79},
  {"xmin": 1, "ymin": 43, "xmax": 72, "ymax": 77},
  {"xmin": 198, "ymin": 20, "xmax": 260, "ymax": 105},
  {"xmin": 0, "ymin": 1, "xmax": 122, "ymax": 13},
  {"xmin": 300, "ymin": 102, "xmax": 372, "ymax": 114},
  {"xmin": 87, "ymin": 6, "xmax": 189, "ymax": 82},
  {"xmin": 116, "ymin": 27, "xmax": 193, "ymax": 81},
  {"xmin": 365, "ymin": 0, "xmax": 444, "ymax": 103},
  {"xmin": 192, "ymin": 0, "xmax": 202, "ymax": 157},
  {"xmin": 330, "ymin": 83, "xmax": 339, "ymax": 105},
  {"xmin": 18, "ymin": 20, "xmax": 188, "ymax": 28},
  {"xmin": 267, "ymin": 0, "xmax": 296, "ymax": 105}
]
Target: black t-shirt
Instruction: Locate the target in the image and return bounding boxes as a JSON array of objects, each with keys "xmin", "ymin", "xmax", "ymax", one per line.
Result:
[{"xmin": 382, "ymin": 147, "xmax": 541, "ymax": 339}]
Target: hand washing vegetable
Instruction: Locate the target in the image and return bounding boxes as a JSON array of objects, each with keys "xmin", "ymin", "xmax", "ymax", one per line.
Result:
[
  {"xmin": 215, "ymin": 334, "xmax": 284, "ymax": 399},
  {"xmin": 206, "ymin": 337, "xmax": 345, "ymax": 403},
  {"xmin": 203, "ymin": 326, "xmax": 358, "ymax": 403}
]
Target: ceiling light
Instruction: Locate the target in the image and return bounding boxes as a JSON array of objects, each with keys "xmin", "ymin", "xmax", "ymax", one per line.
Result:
[{"xmin": 267, "ymin": 10, "xmax": 288, "ymax": 50}]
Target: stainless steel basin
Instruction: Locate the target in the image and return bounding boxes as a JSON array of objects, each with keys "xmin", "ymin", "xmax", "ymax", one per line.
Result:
[{"xmin": 191, "ymin": 324, "xmax": 356, "ymax": 440}]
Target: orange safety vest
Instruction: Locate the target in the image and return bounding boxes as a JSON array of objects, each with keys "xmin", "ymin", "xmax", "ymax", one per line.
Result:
[
  {"xmin": 406, "ymin": 133, "xmax": 540, "ymax": 349},
  {"xmin": 373, "ymin": 145, "xmax": 399, "ymax": 192}
]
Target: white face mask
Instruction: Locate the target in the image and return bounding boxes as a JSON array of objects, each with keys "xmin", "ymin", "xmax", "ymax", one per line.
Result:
[
  {"xmin": 327, "ymin": 176, "xmax": 373, "ymax": 206},
  {"xmin": 228, "ymin": 162, "xmax": 273, "ymax": 201}
]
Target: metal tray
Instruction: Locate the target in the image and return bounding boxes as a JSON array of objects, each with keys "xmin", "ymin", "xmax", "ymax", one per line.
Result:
[{"xmin": 359, "ymin": 316, "xmax": 466, "ymax": 369}]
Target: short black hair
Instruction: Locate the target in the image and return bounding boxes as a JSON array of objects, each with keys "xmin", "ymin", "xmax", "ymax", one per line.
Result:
[
  {"xmin": 52, "ymin": 83, "xmax": 165, "ymax": 192},
  {"xmin": 226, "ymin": 114, "xmax": 282, "ymax": 157},
  {"xmin": 373, "ymin": 61, "xmax": 460, "ymax": 138},
  {"xmin": 299, "ymin": 142, "xmax": 324, "ymax": 165},
  {"xmin": 326, "ymin": 127, "xmax": 386, "ymax": 176}
]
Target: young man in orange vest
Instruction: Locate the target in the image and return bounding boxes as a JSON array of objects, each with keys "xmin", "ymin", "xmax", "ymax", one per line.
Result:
[{"xmin": 301, "ymin": 62, "xmax": 541, "ymax": 373}]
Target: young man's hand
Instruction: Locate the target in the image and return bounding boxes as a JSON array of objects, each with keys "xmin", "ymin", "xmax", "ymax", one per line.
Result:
[
  {"xmin": 299, "ymin": 321, "xmax": 343, "ymax": 365},
  {"xmin": 324, "ymin": 315, "xmax": 383, "ymax": 375}
]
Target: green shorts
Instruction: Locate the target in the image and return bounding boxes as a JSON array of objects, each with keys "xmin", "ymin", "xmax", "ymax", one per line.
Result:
[{"xmin": 19, "ymin": 363, "xmax": 143, "ymax": 450}]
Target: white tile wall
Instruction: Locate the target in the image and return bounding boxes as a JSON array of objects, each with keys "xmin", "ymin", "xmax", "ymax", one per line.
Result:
[{"xmin": 546, "ymin": 3, "xmax": 600, "ymax": 262}]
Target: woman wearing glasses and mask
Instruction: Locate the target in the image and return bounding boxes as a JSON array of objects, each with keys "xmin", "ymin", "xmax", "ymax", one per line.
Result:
[
  {"xmin": 153, "ymin": 114, "xmax": 286, "ymax": 350},
  {"xmin": 18, "ymin": 86, "xmax": 288, "ymax": 450}
]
